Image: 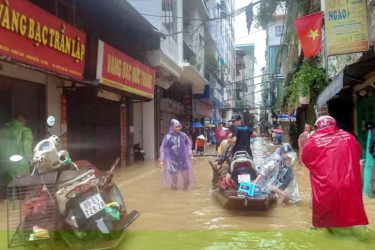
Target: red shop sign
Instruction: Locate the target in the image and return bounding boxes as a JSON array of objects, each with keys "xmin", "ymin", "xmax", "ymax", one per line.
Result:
[
  {"xmin": 0, "ymin": 0, "xmax": 86, "ymax": 79},
  {"xmin": 97, "ymin": 40, "xmax": 155, "ymax": 99}
]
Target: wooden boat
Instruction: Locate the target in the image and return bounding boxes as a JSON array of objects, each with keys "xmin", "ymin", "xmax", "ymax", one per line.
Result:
[
  {"xmin": 210, "ymin": 161, "xmax": 274, "ymax": 211},
  {"xmin": 212, "ymin": 188, "xmax": 273, "ymax": 211}
]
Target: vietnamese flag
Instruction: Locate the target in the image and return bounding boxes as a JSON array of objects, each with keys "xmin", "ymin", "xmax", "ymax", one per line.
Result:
[{"xmin": 294, "ymin": 12, "xmax": 323, "ymax": 58}]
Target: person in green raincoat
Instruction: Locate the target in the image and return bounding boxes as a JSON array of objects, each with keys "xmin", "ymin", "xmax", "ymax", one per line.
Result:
[{"xmin": 0, "ymin": 114, "xmax": 33, "ymax": 198}]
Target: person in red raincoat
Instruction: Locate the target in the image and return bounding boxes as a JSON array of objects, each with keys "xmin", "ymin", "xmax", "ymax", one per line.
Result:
[{"xmin": 302, "ymin": 116, "xmax": 368, "ymax": 238}]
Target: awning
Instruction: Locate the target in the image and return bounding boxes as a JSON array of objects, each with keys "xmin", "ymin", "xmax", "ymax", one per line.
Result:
[
  {"xmin": 316, "ymin": 71, "xmax": 344, "ymax": 107},
  {"xmin": 190, "ymin": 122, "xmax": 204, "ymax": 128},
  {"xmin": 278, "ymin": 114, "xmax": 296, "ymax": 122},
  {"xmin": 316, "ymin": 49, "xmax": 375, "ymax": 107}
]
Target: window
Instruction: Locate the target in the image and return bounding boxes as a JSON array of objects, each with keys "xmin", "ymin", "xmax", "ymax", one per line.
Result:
[
  {"xmin": 162, "ymin": 0, "xmax": 177, "ymax": 40},
  {"xmin": 57, "ymin": 0, "xmax": 75, "ymax": 26},
  {"xmin": 28, "ymin": 0, "xmax": 56, "ymax": 14},
  {"xmin": 28, "ymin": 0, "xmax": 75, "ymax": 26},
  {"xmin": 275, "ymin": 25, "xmax": 283, "ymax": 37}
]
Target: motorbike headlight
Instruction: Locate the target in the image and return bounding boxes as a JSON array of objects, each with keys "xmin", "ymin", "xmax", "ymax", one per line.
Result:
[{"xmin": 39, "ymin": 141, "xmax": 53, "ymax": 151}]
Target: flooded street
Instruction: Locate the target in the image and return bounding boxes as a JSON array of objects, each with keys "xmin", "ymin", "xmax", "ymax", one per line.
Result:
[
  {"xmin": 0, "ymin": 138, "xmax": 373, "ymax": 250},
  {"xmin": 113, "ymin": 138, "xmax": 375, "ymax": 249}
]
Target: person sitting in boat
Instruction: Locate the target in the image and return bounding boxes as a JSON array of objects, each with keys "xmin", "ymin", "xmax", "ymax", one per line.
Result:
[
  {"xmin": 212, "ymin": 133, "xmax": 233, "ymax": 177},
  {"xmin": 217, "ymin": 133, "xmax": 233, "ymax": 158},
  {"xmin": 254, "ymin": 143, "xmax": 299, "ymax": 204},
  {"xmin": 212, "ymin": 134, "xmax": 233, "ymax": 188}
]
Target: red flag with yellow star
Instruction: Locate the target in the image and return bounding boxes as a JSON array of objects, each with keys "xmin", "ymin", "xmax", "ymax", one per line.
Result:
[{"xmin": 294, "ymin": 12, "xmax": 323, "ymax": 58}]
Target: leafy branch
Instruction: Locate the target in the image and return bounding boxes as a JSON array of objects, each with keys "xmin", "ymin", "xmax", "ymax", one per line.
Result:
[{"xmin": 285, "ymin": 59, "xmax": 326, "ymax": 110}]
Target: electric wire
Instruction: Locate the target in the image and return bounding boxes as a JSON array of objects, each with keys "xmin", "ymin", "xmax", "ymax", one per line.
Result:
[
  {"xmin": 137, "ymin": 1, "xmax": 255, "ymax": 37},
  {"xmin": 223, "ymin": 87, "xmax": 272, "ymax": 102}
]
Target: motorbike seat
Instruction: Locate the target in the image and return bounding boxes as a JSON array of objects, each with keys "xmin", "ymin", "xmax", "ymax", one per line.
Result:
[
  {"xmin": 58, "ymin": 168, "xmax": 94, "ymax": 187},
  {"xmin": 229, "ymin": 155, "xmax": 255, "ymax": 174}
]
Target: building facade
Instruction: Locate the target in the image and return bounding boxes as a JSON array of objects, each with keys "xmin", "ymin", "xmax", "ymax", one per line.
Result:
[
  {"xmin": 129, "ymin": 0, "xmax": 235, "ymax": 152},
  {"xmin": 0, "ymin": 0, "xmax": 160, "ymax": 168},
  {"xmin": 235, "ymin": 44, "xmax": 255, "ymax": 109}
]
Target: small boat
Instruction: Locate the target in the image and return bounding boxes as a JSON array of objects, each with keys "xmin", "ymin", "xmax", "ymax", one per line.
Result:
[
  {"xmin": 210, "ymin": 160, "xmax": 274, "ymax": 211},
  {"xmin": 212, "ymin": 188, "xmax": 273, "ymax": 211}
]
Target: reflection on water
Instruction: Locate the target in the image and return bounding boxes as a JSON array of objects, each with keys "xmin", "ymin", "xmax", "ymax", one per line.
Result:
[{"xmin": 113, "ymin": 138, "xmax": 374, "ymax": 249}]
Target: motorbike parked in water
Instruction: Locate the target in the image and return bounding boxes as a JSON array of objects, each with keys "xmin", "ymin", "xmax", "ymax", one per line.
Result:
[
  {"xmin": 7, "ymin": 116, "xmax": 139, "ymax": 249},
  {"xmin": 133, "ymin": 143, "xmax": 145, "ymax": 162}
]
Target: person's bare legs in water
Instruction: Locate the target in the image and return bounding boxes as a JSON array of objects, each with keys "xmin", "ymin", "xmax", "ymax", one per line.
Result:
[
  {"xmin": 181, "ymin": 170, "xmax": 190, "ymax": 189},
  {"xmin": 171, "ymin": 174, "xmax": 178, "ymax": 189},
  {"xmin": 171, "ymin": 171, "xmax": 190, "ymax": 189}
]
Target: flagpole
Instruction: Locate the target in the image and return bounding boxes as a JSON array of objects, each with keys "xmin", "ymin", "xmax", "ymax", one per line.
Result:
[{"xmin": 322, "ymin": 2, "xmax": 329, "ymax": 81}]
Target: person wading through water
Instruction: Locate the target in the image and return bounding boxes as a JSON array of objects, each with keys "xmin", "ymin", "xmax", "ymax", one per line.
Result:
[
  {"xmin": 159, "ymin": 119, "xmax": 196, "ymax": 190},
  {"xmin": 302, "ymin": 116, "xmax": 368, "ymax": 240}
]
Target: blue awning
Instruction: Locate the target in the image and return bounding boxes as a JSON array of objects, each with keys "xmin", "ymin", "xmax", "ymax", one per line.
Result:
[{"xmin": 190, "ymin": 122, "xmax": 204, "ymax": 128}]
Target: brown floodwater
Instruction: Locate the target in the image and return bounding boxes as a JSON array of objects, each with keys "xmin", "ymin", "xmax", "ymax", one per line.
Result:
[
  {"xmin": 113, "ymin": 138, "xmax": 375, "ymax": 249},
  {"xmin": 1, "ymin": 138, "xmax": 374, "ymax": 249}
]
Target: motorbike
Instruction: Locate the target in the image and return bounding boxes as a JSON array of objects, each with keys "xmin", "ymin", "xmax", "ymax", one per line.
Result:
[
  {"xmin": 228, "ymin": 151, "xmax": 257, "ymax": 184},
  {"xmin": 7, "ymin": 116, "xmax": 139, "ymax": 249},
  {"xmin": 211, "ymin": 151, "xmax": 274, "ymax": 211},
  {"xmin": 133, "ymin": 143, "xmax": 145, "ymax": 161}
]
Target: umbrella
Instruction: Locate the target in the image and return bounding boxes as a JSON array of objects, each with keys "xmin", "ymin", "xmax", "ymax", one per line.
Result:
[
  {"xmin": 272, "ymin": 128, "xmax": 284, "ymax": 133},
  {"xmin": 207, "ymin": 124, "xmax": 216, "ymax": 128},
  {"xmin": 191, "ymin": 122, "xmax": 204, "ymax": 128}
]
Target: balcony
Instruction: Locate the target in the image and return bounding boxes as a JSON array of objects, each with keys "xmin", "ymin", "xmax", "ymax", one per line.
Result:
[
  {"xmin": 184, "ymin": 42, "xmax": 201, "ymax": 72},
  {"xmin": 180, "ymin": 62, "xmax": 208, "ymax": 94}
]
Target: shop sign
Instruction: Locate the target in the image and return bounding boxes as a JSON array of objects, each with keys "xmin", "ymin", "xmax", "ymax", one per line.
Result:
[
  {"xmin": 172, "ymin": 101, "xmax": 184, "ymax": 113},
  {"xmin": 278, "ymin": 114, "xmax": 296, "ymax": 122},
  {"xmin": 96, "ymin": 40, "xmax": 155, "ymax": 99},
  {"xmin": 195, "ymin": 101, "xmax": 212, "ymax": 118},
  {"xmin": 325, "ymin": 0, "xmax": 369, "ymax": 55},
  {"xmin": 181, "ymin": 85, "xmax": 192, "ymax": 115},
  {"xmin": 180, "ymin": 114, "xmax": 191, "ymax": 129},
  {"xmin": 0, "ymin": 0, "xmax": 86, "ymax": 78},
  {"xmin": 210, "ymin": 82, "xmax": 224, "ymax": 108},
  {"xmin": 314, "ymin": 105, "xmax": 329, "ymax": 118},
  {"xmin": 160, "ymin": 98, "xmax": 184, "ymax": 114}
]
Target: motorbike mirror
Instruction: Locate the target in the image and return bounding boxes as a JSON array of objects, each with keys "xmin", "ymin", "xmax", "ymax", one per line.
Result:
[
  {"xmin": 46, "ymin": 116, "xmax": 56, "ymax": 127},
  {"xmin": 9, "ymin": 155, "xmax": 24, "ymax": 162}
]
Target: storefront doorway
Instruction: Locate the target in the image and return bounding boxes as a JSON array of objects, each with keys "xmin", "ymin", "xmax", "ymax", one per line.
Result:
[
  {"xmin": 0, "ymin": 76, "xmax": 45, "ymax": 141},
  {"xmin": 357, "ymin": 97, "xmax": 375, "ymax": 158},
  {"xmin": 65, "ymin": 87, "xmax": 121, "ymax": 169}
]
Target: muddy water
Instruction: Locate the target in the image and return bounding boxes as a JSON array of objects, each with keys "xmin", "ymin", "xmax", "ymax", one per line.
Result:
[{"xmin": 114, "ymin": 138, "xmax": 375, "ymax": 249}]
